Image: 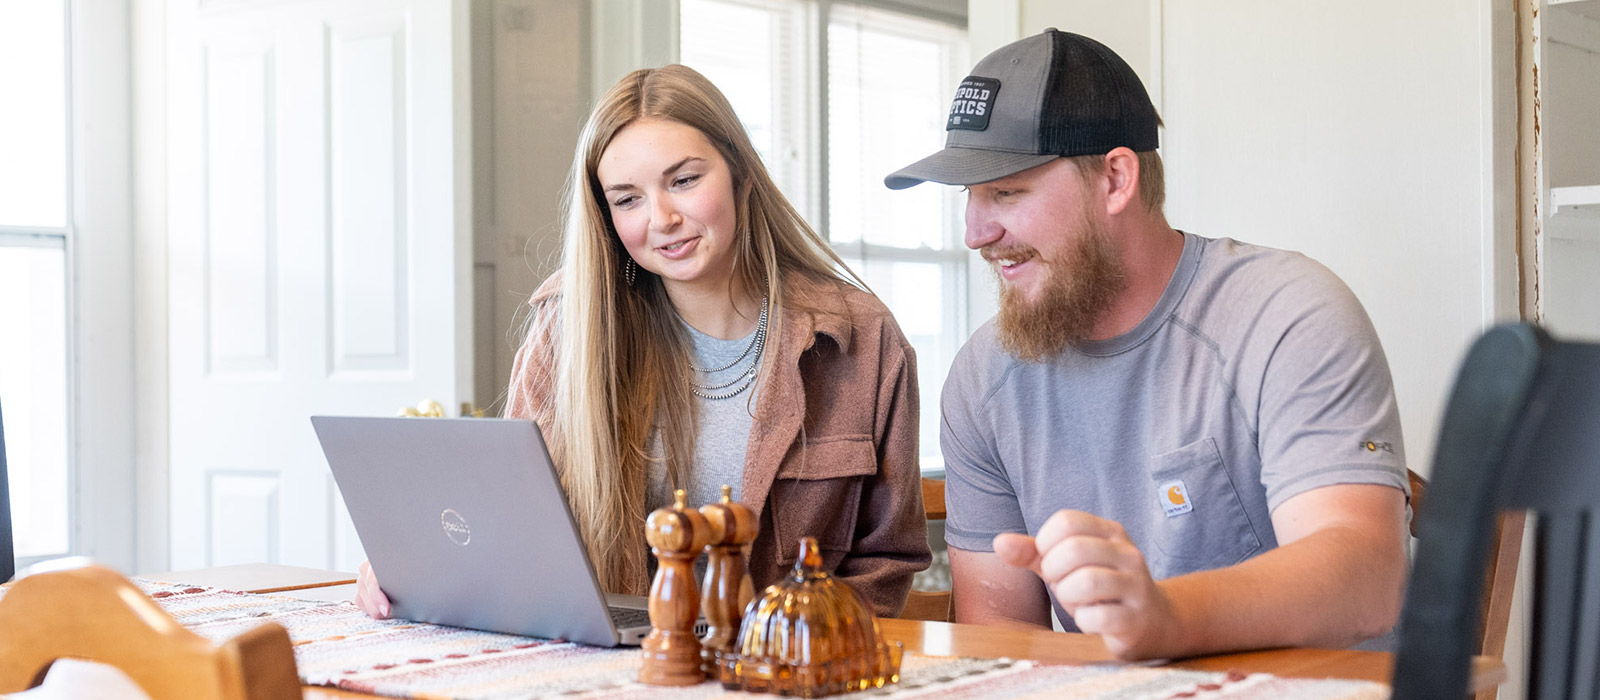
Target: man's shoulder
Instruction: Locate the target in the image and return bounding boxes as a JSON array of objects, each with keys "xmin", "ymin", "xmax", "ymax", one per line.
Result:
[
  {"xmin": 1182, "ymin": 236, "xmax": 1372, "ymax": 343},
  {"xmin": 952, "ymin": 317, "xmax": 1005, "ymax": 367},
  {"xmin": 944, "ymin": 319, "xmax": 1023, "ymax": 407},
  {"xmin": 1192, "ymin": 237, "xmax": 1358, "ymax": 304}
]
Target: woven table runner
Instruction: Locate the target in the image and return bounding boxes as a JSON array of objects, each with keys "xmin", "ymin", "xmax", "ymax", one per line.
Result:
[{"xmin": 4, "ymin": 579, "xmax": 1392, "ymax": 699}]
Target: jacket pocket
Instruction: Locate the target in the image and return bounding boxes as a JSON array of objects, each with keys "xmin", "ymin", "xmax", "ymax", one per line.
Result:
[
  {"xmin": 770, "ymin": 436, "xmax": 877, "ymax": 565},
  {"xmin": 1145, "ymin": 437, "xmax": 1262, "ymax": 580}
]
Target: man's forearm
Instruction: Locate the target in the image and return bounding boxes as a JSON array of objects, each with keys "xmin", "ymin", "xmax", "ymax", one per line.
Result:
[
  {"xmin": 1150, "ymin": 525, "xmax": 1405, "ymax": 659},
  {"xmin": 949, "ymin": 545, "xmax": 1056, "ymax": 629},
  {"xmin": 953, "ymin": 588, "xmax": 1054, "ymax": 630}
]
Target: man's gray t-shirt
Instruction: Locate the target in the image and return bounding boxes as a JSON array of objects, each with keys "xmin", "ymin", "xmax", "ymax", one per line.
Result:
[{"xmin": 941, "ymin": 232, "xmax": 1408, "ymax": 631}]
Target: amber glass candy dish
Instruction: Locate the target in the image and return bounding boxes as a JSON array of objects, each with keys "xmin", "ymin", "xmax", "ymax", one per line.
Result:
[{"xmin": 719, "ymin": 536, "xmax": 903, "ymax": 697}]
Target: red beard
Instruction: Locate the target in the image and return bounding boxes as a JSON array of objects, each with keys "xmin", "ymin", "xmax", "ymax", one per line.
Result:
[{"xmin": 992, "ymin": 215, "xmax": 1127, "ymax": 361}]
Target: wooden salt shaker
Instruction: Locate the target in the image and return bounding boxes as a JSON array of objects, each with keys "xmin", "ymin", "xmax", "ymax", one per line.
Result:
[
  {"xmin": 640, "ymin": 489, "xmax": 712, "ymax": 686},
  {"xmin": 699, "ymin": 484, "xmax": 757, "ymax": 677}
]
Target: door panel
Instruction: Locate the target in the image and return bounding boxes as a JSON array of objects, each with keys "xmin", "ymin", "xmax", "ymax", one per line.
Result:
[
  {"xmin": 330, "ymin": 18, "xmax": 410, "ymax": 372},
  {"xmin": 203, "ymin": 41, "xmax": 278, "ymax": 375},
  {"xmin": 168, "ymin": 0, "xmax": 469, "ymax": 572},
  {"xmin": 207, "ymin": 471, "xmax": 280, "ymax": 567}
]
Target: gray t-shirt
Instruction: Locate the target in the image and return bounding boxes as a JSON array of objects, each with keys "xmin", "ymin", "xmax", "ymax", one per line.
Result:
[
  {"xmin": 645, "ymin": 320, "xmax": 761, "ymax": 512},
  {"xmin": 941, "ymin": 232, "xmax": 1408, "ymax": 631}
]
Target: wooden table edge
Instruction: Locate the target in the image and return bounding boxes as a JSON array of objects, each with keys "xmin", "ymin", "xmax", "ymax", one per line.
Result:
[
  {"xmin": 138, "ymin": 563, "xmax": 357, "ymax": 595},
  {"xmin": 878, "ymin": 617, "xmax": 1504, "ymax": 691},
  {"xmin": 252, "ymin": 578, "xmax": 359, "ymax": 594}
]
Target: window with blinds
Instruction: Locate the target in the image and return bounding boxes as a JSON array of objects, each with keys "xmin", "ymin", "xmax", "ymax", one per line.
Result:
[
  {"xmin": 682, "ymin": 0, "xmax": 968, "ymax": 471},
  {"xmin": 679, "ymin": 0, "xmax": 817, "ymax": 217},
  {"xmin": 0, "ymin": 0, "xmax": 72, "ymax": 560}
]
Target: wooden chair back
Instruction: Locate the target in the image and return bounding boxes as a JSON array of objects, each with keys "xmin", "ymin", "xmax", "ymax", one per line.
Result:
[
  {"xmin": 899, "ymin": 477, "xmax": 950, "ymax": 622},
  {"xmin": 0, "ymin": 564, "xmax": 301, "ymax": 700},
  {"xmin": 920, "ymin": 476, "xmax": 946, "ymax": 520},
  {"xmin": 1393, "ymin": 323, "xmax": 1595, "ymax": 700}
]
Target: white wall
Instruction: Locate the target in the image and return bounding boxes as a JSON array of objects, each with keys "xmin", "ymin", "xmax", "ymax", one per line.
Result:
[
  {"xmin": 475, "ymin": 0, "xmax": 590, "ymax": 415},
  {"xmin": 1021, "ymin": 0, "xmax": 1152, "ymax": 89}
]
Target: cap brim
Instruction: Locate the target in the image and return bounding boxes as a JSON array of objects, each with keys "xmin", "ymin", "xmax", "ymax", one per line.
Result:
[{"xmin": 883, "ymin": 147, "xmax": 1059, "ymax": 190}]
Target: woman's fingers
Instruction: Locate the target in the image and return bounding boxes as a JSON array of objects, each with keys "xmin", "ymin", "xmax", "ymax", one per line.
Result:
[{"xmin": 355, "ymin": 560, "xmax": 392, "ymax": 619}]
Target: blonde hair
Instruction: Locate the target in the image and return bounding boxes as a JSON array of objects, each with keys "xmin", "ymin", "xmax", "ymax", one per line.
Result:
[
  {"xmin": 542, "ymin": 65, "xmax": 860, "ymax": 595},
  {"xmin": 1067, "ymin": 149, "xmax": 1166, "ymax": 213}
]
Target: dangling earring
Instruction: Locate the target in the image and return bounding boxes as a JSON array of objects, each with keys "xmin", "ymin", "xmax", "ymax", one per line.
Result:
[{"xmin": 623, "ymin": 257, "xmax": 637, "ymax": 286}]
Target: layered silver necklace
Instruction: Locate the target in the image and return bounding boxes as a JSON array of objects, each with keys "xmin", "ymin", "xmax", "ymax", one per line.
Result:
[{"xmin": 689, "ymin": 295, "xmax": 769, "ymax": 400}]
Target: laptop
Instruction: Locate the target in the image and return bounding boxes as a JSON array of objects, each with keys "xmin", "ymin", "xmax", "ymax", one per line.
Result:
[{"xmin": 312, "ymin": 416, "xmax": 675, "ymax": 647}]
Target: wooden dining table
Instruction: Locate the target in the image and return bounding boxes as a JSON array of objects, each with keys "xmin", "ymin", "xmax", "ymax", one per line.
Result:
[{"xmin": 135, "ymin": 563, "xmax": 1506, "ymax": 698}]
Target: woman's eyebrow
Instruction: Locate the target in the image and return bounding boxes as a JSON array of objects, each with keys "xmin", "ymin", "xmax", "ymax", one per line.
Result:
[
  {"xmin": 662, "ymin": 156, "xmax": 704, "ymax": 175},
  {"xmin": 602, "ymin": 157, "xmax": 706, "ymax": 193}
]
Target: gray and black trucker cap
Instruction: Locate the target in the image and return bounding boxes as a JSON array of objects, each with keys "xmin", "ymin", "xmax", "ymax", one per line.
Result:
[{"xmin": 884, "ymin": 29, "xmax": 1160, "ymax": 190}]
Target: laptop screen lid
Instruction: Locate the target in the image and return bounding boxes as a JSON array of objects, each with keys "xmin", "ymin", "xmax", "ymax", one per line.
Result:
[{"xmin": 312, "ymin": 416, "xmax": 636, "ymax": 647}]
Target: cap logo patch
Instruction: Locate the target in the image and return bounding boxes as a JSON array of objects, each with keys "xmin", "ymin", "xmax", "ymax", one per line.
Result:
[{"xmin": 947, "ymin": 77, "xmax": 1000, "ymax": 131}]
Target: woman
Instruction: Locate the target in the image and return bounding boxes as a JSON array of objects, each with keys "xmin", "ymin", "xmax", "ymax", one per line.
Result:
[{"xmin": 357, "ymin": 65, "xmax": 928, "ymax": 617}]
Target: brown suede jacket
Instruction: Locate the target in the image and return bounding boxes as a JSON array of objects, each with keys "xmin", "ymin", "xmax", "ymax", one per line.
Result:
[{"xmin": 504, "ymin": 271, "xmax": 930, "ymax": 616}]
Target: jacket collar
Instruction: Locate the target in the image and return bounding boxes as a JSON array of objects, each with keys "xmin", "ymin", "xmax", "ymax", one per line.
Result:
[
  {"xmin": 738, "ymin": 272, "xmax": 857, "ymax": 520},
  {"xmin": 780, "ymin": 272, "xmax": 854, "ymax": 355}
]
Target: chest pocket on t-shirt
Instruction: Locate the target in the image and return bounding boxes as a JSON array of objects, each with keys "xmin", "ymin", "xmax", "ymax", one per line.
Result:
[{"xmin": 1145, "ymin": 437, "xmax": 1262, "ymax": 580}]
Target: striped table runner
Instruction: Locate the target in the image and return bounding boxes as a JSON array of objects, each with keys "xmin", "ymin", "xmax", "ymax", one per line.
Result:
[{"xmin": 6, "ymin": 579, "xmax": 1393, "ymax": 699}]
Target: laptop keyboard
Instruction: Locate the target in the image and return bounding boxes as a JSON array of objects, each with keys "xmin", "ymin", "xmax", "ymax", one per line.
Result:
[
  {"xmin": 608, "ymin": 606, "xmax": 651, "ymax": 629},
  {"xmin": 609, "ymin": 606, "xmax": 707, "ymax": 636}
]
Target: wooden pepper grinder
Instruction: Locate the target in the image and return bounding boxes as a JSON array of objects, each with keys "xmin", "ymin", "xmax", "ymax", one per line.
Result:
[
  {"xmin": 699, "ymin": 484, "xmax": 758, "ymax": 677},
  {"xmin": 640, "ymin": 489, "xmax": 712, "ymax": 686}
]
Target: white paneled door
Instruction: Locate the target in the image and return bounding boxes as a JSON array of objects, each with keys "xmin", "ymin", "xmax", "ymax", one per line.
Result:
[{"xmin": 166, "ymin": 0, "xmax": 472, "ymax": 572}]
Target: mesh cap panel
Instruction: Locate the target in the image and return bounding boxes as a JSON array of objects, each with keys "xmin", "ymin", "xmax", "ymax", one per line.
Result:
[{"xmin": 1039, "ymin": 31, "xmax": 1160, "ymax": 157}]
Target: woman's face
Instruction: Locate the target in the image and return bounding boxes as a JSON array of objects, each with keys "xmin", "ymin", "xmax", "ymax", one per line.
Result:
[{"xmin": 596, "ymin": 118, "xmax": 743, "ymax": 292}]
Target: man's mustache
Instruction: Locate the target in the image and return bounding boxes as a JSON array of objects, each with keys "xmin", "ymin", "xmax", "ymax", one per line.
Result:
[{"xmin": 980, "ymin": 244, "xmax": 1041, "ymax": 264}]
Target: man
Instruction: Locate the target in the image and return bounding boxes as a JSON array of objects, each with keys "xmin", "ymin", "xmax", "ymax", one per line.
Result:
[{"xmin": 885, "ymin": 29, "xmax": 1409, "ymax": 660}]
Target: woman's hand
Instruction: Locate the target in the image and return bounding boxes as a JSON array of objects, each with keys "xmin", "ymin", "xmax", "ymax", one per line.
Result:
[{"xmin": 355, "ymin": 560, "xmax": 393, "ymax": 619}]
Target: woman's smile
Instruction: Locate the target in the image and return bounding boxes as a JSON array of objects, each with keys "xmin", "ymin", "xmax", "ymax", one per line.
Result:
[{"xmin": 656, "ymin": 235, "xmax": 701, "ymax": 260}]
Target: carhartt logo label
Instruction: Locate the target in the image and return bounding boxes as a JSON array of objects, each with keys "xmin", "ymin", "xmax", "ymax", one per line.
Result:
[
  {"xmin": 1159, "ymin": 480, "xmax": 1193, "ymax": 518},
  {"xmin": 1361, "ymin": 440, "xmax": 1394, "ymax": 454},
  {"xmin": 947, "ymin": 77, "xmax": 1000, "ymax": 131},
  {"xmin": 441, "ymin": 508, "xmax": 471, "ymax": 546}
]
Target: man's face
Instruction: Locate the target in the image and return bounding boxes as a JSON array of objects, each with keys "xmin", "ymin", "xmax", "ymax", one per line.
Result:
[{"xmin": 964, "ymin": 157, "xmax": 1127, "ymax": 360}]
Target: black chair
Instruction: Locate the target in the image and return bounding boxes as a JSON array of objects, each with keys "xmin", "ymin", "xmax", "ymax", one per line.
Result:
[
  {"xmin": 0, "ymin": 396, "xmax": 12, "ymax": 582},
  {"xmin": 1392, "ymin": 323, "xmax": 1600, "ymax": 700}
]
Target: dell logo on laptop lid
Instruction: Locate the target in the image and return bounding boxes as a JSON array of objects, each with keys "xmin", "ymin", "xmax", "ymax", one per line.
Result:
[{"xmin": 441, "ymin": 508, "xmax": 471, "ymax": 546}]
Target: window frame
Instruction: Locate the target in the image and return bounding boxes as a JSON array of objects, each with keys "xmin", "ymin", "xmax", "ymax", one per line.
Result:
[
  {"xmin": 0, "ymin": 0, "xmax": 76, "ymax": 569},
  {"xmin": 0, "ymin": 0, "xmax": 139, "ymax": 574},
  {"xmin": 821, "ymin": 6, "xmax": 969, "ymax": 467},
  {"xmin": 679, "ymin": 0, "xmax": 969, "ymax": 474}
]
